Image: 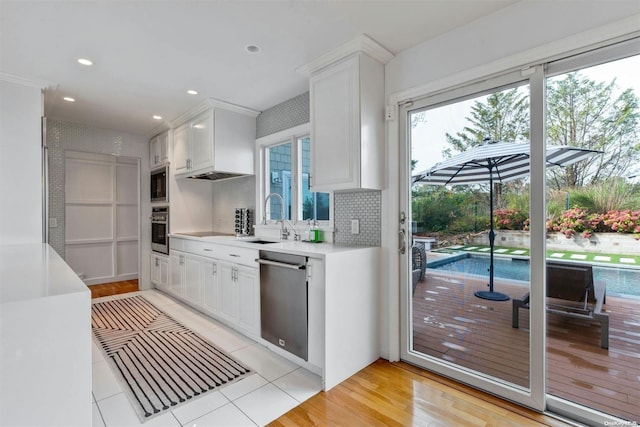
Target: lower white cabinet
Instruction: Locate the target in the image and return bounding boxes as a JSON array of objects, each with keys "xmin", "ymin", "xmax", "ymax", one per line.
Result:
[
  {"xmin": 235, "ymin": 264, "xmax": 260, "ymax": 336},
  {"xmin": 218, "ymin": 261, "xmax": 259, "ymax": 336},
  {"xmin": 169, "ymin": 252, "xmax": 185, "ymax": 296},
  {"xmin": 202, "ymin": 258, "xmax": 220, "ymax": 314},
  {"xmin": 150, "ymin": 253, "xmax": 169, "ymax": 290},
  {"xmin": 167, "ymin": 245, "xmax": 259, "ymax": 337}
]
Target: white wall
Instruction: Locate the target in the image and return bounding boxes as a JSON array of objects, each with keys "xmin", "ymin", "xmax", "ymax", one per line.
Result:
[
  {"xmin": 386, "ymin": 1, "xmax": 640, "ymax": 97},
  {"xmin": 381, "ymin": 3, "xmax": 640, "ymax": 361},
  {"xmin": 211, "ymin": 175, "xmax": 256, "ymax": 234},
  {"xmin": 46, "ymin": 120, "xmax": 151, "ymax": 289},
  {"xmin": 0, "ymin": 79, "xmax": 43, "ymax": 244}
]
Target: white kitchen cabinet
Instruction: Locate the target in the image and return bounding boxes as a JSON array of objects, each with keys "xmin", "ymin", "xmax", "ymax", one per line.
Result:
[
  {"xmin": 149, "ymin": 130, "xmax": 169, "ymax": 169},
  {"xmin": 184, "ymin": 254, "xmax": 204, "ymax": 305},
  {"xmin": 173, "ymin": 123, "xmax": 189, "ymax": 175},
  {"xmin": 309, "ymin": 53, "xmax": 384, "ymax": 191},
  {"xmin": 217, "ymin": 262, "xmax": 259, "ymax": 335},
  {"xmin": 169, "ymin": 252, "xmax": 185, "ymax": 297},
  {"xmin": 171, "ymin": 101, "xmax": 258, "ymax": 178},
  {"xmin": 169, "ymin": 250, "xmax": 204, "ymax": 306},
  {"xmin": 236, "ymin": 265, "xmax": 260, "ymax": 336},
  {"xmin": 190, "ymin": 109, "xmax": 214, "ymax": 172},
  {"xmin": 202, "ymin": 258, "xmax": 220, "ymax": 314},
  {"xmin": 218, "ymin": 262, "xmax": 237, "ymax": 325},
  {"xmin": 150, "ymin": 253, "xmax": 169, "ymax": 290}
]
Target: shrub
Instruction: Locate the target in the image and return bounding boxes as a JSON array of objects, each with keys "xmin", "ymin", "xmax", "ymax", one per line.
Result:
[
  {"xmin": 603, "ymin": 210, "xmax": 640, "ymax": 239},
  {"xmin": 494, "ymin": 209, "xmax": 527, "ymax": 230}
]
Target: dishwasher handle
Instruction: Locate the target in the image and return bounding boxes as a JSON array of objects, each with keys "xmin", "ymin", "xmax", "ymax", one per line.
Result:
[{"xmin": 256, "ymin": 258, "xmax": 306, "ymax": 270}]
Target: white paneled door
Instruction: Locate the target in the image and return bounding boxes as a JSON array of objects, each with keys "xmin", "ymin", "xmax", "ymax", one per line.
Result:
[{"xmin": 65, "ymin": 151, "xmax": 139, "ymax": 285}]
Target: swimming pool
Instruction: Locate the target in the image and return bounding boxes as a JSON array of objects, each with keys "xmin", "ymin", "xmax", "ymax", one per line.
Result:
[{"xmin": 428, "ymin": 254, "xmax": 640, "ymax": 297}]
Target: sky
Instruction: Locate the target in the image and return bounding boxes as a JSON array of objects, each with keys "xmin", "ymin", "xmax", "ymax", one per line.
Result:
[{"xmin": 410, "ymin": 54, "xmax": 640, "ymax": 175}]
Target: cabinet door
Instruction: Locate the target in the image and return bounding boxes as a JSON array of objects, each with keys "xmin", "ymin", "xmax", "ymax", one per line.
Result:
[
  {"xmin": 169, "ymin": 252, "xmax": 184, "ymax": 296},
  {"xmin": 236, "ymin": 266, "xmax": 259, "ymax": 336},
  {"xmin": 202, "ymin": 259, "xmax": 219, "ymax": 314},
  {"xmin": 151, "ymin": 255, "xmax": 160, "ymax": 284},
  {"xmin": 159, "ymin": 256, "xmax": 169, "ymax": 288},
  {"xmin": 218, "ymin": 262, "xmax": 237, "ymax": 324},
  {"xmin": 310, "ymin": 55, "xmax": 359, "ymax": 190},
  {"xmin": 150, "ymin": 136, "xmax": 160, "ymax": 168},
  {"xmin": 184, "ymin": 254, "xmax": 203, "ymax": 305},
  {"xmin": 173, "ymin": 124, "xmax": 190, "ymax": 175},
  {"xmin": 151, "ymin": 255, "xmax": 169, "ymax": 289},
  {"xmin": 190, "ymin": 109, "xmax": 214, "ymax": 172},
  {"xmin": 158, "ymin": 131, "xmax": 169, "ymax": 165}
]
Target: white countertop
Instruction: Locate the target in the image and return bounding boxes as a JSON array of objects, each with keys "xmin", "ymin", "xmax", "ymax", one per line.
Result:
[
  {"xmin": 170, "ymin": 234, "xmax": 375, "ymax": 257},
  {"xmin": 0, "ymin": 243, "xmax": 90, "ymax": 304}
]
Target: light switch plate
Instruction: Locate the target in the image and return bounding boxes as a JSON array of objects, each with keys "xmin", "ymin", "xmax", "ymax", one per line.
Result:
[
  {"xmin": 49, "ymin": 217, "xmax": 58, "ymax": 228},
  {"xmin": 351, "ymin": 219, "xmax": 360, "ymax": 234}
]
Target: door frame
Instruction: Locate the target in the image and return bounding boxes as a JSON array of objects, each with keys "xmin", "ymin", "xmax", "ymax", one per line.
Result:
[
  {"xmin": 384, "ymin": 29, "xmax": 640, "ymax": 424},
  {"xmin": 397, "ymin": 67, "xmax": 546, "ymax": 411}
]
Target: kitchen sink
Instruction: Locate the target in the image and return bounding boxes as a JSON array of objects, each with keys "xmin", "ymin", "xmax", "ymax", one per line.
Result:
[{"xmin": 245, "ymin": 239, "xmax": 279, "ymax": 244}]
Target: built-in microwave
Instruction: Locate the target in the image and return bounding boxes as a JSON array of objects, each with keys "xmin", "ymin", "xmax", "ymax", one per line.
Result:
[{"xmin": 151, "ymin": 165, "xmax": 168, "ymax": 203}]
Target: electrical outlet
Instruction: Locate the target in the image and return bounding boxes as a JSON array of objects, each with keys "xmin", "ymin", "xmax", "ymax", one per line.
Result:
[
  {"xmin": 49, "ymin": 217, "xmax": 58, "ymax": 228},
  {"xmin": 351, "ymin": 219, "xmax": 360, "ymax": 234}
]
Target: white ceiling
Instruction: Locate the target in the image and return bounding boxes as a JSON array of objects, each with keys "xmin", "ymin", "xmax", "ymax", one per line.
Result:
[{"xmin": 1, "ymin": 0, "xmax": 518, "ymax": 136}]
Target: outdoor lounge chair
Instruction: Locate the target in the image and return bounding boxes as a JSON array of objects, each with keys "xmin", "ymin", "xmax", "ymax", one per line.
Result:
[
  {"xmin": 412, "ymin": 243, "xmax": 427, "ymax": 295},
  {"xmin": 512, "ymin": 261, "xmax": 609, "ymax": 349}
]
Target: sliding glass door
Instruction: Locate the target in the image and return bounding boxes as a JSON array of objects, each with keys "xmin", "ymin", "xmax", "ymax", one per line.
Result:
[
  {"xmin": 400, "ymin": 39, "xmax": 640, "ymax": 424},
  {"xmin": 400, "ymin": 68, "xmax": 544, "ymax": 410}
]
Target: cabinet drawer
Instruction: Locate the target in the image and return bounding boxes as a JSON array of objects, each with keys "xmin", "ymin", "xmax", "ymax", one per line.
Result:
[
  {"xmin": 216, "ymin": 246, "xmax": 258, "ymax": 267},
  {"xmin": 180, "ymin": 241, "xmax": 258, "ymax": 267}
]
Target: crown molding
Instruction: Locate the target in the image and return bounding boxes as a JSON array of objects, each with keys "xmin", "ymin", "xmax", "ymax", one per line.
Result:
[
  {"xmin": 169, "ymin": 97, "xmax": 261, "ymax": 128},
  {"xmin": 297, "ymin": 34, "xmax": 394, "ymax": 76},
  {"xmin": 0, "ymin": 72, "xmax": 53, "ymax": 90}
]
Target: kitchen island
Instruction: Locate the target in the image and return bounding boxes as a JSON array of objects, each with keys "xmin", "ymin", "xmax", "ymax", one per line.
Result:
[
  {"xmin": 0, "ymin": 244, "xmax": 91, "ymax": 427},
  {"xmin": 157, "ymin": 234, "xmax": 380, "ymax": 391}
]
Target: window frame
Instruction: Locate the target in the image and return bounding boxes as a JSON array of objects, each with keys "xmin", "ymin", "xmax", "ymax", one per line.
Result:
[{"xmin": 256, "ymin": 123, "xmax": 333, "ymax": 229}]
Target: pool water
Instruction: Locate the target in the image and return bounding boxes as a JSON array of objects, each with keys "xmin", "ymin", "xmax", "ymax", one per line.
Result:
[{"xmin": 429, "ymin": 255, "xmax": 640, "ymax": 297}]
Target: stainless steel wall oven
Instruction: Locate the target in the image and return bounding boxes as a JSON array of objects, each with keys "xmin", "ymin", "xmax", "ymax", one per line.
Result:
[{"xmin": 151, "ymin": 207, "xmax": 169, "ymax": 254}]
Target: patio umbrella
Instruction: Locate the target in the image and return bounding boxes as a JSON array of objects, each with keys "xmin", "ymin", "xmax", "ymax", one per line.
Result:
[{"xmin": 412, "ymin": 140, "xmax": 602, "ymax": 301}]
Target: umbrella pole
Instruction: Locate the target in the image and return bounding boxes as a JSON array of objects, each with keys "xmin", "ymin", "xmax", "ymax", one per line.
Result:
[{"xmin": 474, "ymin": 165, "xmax": 509, "ymax": 301}]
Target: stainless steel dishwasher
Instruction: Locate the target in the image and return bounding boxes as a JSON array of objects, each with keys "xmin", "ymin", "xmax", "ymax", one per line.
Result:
[{"xmin": 257, "ymin": 250, "xmax": 308, "ymax": 361}]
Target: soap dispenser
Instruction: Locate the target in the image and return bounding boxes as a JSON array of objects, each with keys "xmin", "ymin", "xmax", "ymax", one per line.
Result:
[{"xmin": 304, "ymin": 219, "xmax": 312, "ymax": 242}]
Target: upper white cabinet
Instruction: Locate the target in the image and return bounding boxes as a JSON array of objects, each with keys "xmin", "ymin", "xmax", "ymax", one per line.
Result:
[
  {"xmin": 309, "ymin": 52, "xmax": 387, "ymax": 191},
  {"xmin": 171, "ymin": 100, "xmax": 259, "ymax": 178},
  {"xmin": 149, "ymin": 130, "xmax": 169, "ymax": 169}
]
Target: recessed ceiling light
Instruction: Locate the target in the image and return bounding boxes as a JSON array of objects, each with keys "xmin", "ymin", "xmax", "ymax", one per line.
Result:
[
  {"xmin": 245, "ymin": 45, "xmax": 261, "ymax": 54},
  {"xmin": 63, "ymin": 97, "xmax": 75, "ymax": 102},
  {"xmin": 153, "ymin": 115, "xmax": 162, "ymax": 120},
  {"xmin": 77, "ymin": 58, "xmax": 93, "ymax": 66},
  {"xmin": 187, "ymin": 90, "xmax": 198, "ymax": 95}
]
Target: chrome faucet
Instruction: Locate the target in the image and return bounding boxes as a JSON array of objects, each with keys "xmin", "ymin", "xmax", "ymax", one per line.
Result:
[{"xmin": 263, "ymin": 192, "xmax": 290, "ymax": 240}]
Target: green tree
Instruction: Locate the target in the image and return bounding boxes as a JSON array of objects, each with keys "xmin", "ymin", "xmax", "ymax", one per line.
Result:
[
  {"xmin": 443, "ymin": 87, "xmax": 530, "ymax": 209},
  {"xmin": 546, "ymin": 72, "xmax": 640, "ymax": 190},
  {"xmin": 443, "ymin": 88, "xmax": 529, "ymax": 158}
]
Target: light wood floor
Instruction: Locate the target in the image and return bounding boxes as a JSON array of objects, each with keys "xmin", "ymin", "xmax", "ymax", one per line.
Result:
[
  {"xmin": 88, "ymin": 279, "xmax": 139, "ymax": 299},
  {"xmin": 269, "ymin": 359, "xmax": 571, "ymax": 426},
  {"xmin": 412, "ymin": 272, "xmax": 640, "ymax": 421}
]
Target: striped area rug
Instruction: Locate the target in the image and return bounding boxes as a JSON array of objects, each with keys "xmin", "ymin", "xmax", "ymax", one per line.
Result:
[{"xmin": 92, "ymin": 295, "xmax": 252, "ymax": 421}]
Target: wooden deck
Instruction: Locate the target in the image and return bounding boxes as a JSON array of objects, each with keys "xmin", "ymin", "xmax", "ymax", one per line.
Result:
[{"xmin": 412, "ymin": 271, "xmax": 640, "ymax": 421}]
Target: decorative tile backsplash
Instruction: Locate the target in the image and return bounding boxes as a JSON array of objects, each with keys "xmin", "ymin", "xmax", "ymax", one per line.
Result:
[
  {"xmin": 334, "ymin": 190, "xmax": 381, "ymax": 246},
  {"xmin": 256, "ymin": 92, "xmax": 309, "ymax": 138}
]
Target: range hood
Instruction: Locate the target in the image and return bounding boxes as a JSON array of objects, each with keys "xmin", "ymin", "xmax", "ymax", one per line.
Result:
[{"xmin": 187, "ymin": 170, "xmax": 250, "ymax": 181}]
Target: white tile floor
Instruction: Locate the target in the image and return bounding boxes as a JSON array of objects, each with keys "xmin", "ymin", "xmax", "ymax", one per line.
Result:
[{"xmin": 91, "ymin": 290, "xmax": 322, "ymax": 427}]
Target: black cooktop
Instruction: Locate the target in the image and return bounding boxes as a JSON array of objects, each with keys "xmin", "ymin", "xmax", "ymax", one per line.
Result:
[{"xmin": 174, "ymin": 231, "xmax": 235, "ymax": 238}]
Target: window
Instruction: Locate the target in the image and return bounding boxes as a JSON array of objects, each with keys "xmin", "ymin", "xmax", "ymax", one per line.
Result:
[
  {"xmin": 261, "ymin": 129, "xmax": 331, "ymax": 225},
  {"xmin": 299, "ymin": 136, "xmax": 330, "ymax": 221}
]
